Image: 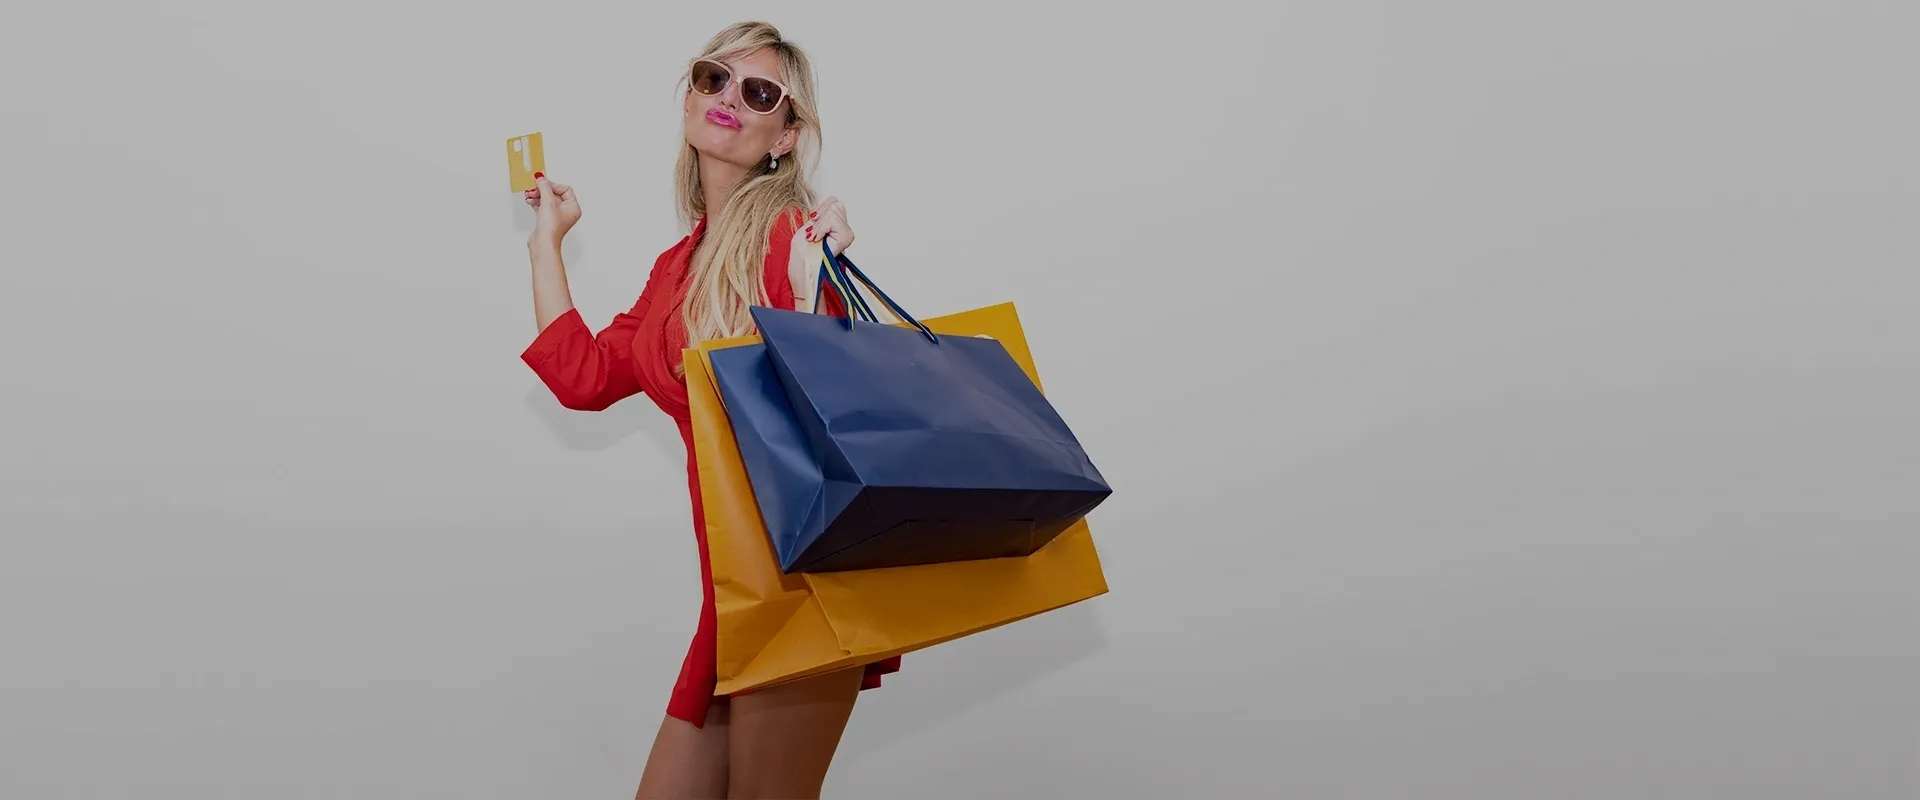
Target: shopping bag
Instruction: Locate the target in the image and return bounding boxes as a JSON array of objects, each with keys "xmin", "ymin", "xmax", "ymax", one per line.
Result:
[
  {"xmin": 711, "ymin": 246, "xmax": 1111, "ymax": 573},
  {"xmin": 687, "ymin": 301, "xmax": 1108, "ymax": 695}
]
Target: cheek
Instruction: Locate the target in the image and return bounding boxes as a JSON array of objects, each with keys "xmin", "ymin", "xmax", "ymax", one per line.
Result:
[{"xmin": 742, "ymin": 117, "xmax": 787, "ymax": 148}]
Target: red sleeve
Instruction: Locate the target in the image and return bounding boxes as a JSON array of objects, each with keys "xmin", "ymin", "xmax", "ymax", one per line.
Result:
[
  {"xmin": 760, "ymin": 207, "xmax": 850, "ymax": 317},
  {"xmin": 520, "ymin": 250, "xmax": 669, "ymax": 411}
]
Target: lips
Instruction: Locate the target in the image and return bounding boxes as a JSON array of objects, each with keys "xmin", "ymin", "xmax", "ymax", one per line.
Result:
[{"xmin": 705, "ymin": 108, "xmax": 742, "ymax": 129}]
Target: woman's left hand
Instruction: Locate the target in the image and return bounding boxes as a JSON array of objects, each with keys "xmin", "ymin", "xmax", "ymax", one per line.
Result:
[{"xmin": 804, "ymin": 196, "xmax": 854, "ymax": 255}]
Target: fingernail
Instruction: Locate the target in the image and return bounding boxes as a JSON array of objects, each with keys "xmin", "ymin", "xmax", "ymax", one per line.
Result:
[
  {"xmin": 809, "ymin": 211, "xmax": 817, "ymax": 218},
  {"xmin": 805, "ymin": 226, "xmax": 814, "ymax": 237},
  {"xmin": 534, "ymin": 172, "xmax": 544, "ymax": 179}
]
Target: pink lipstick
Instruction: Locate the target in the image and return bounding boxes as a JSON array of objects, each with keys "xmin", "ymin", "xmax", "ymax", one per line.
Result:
[{"xmin": 706, "ymin": 108, "xmax": 742, "ymax": 129}]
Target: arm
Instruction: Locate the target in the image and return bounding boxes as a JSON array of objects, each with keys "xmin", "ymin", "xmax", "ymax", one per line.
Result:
[
  {"xmin": 516, "ymin": 174, "xmax": 642, "ymax": 411},
  {"xmin": 530, "ymin": 241, "xmax": 577, "ymax": 331},
  {"xmin": 526, "ymin": 175, "xmax": 585, "ymax": 330},
  {"xmin": 519, "ymin": 248, "xmax": 665, "ymax": 412}
]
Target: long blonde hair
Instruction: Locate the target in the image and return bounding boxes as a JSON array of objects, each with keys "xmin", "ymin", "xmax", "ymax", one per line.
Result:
[{"xmin": 675, "ymin": 21, "xmax": 821, "ymax": 349}]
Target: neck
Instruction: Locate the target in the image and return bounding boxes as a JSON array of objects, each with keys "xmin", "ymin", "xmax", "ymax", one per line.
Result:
[{"xmin": 697, "ymin": 151, "xmax": 750, "ymax": 228}]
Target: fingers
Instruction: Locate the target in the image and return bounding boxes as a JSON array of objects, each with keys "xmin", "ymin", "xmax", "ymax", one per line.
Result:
[
  {"xmin": 530, "ymin": 175, "xmax": 578, "ymax": 213},
  {"xmin": 804, "ymin": 196, "xmax": 851, "ymax": 250},
  {"xmin": 805, "ymin": 197, "xmax": 837, "ymax": 238},
  {"xmin": 808, "ymin": 196, "xmax": 844, "ymax": 222}
]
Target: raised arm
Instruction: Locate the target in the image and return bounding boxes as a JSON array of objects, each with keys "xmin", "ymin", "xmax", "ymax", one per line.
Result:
[
  {"xmin": 525, "ymin": 175, "xmax": 584, "ymax": 330},
  {"xmin": 519, "ymin": 175, "xmax": 650, "ymax": 411}
]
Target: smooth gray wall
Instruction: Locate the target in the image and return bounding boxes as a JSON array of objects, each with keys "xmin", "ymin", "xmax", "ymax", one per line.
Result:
[{"xmin": 3, "ymin": 2, "xmax": 1915, "ymax": 798}]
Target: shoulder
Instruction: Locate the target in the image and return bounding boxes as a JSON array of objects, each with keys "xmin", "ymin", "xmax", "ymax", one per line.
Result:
[
  {"xmin": 654, "ymin": 234, "xmax": 687, "ymax": 270},
  {"xmin": 631, "ymin": 224, "xmax": 698, "ymax": 305},
  {"xmin": 649, "ymin": 234, "xmax": 685, "ymax": 281},
  {"xmin": 765, "ymin": 206, "xmax": 807, "ymax": 248}
]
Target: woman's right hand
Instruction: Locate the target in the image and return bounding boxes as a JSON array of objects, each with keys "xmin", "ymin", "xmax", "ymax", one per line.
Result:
[{"xmin": 524, "ymin": 174, "xmax": 581, "ymax": 250}]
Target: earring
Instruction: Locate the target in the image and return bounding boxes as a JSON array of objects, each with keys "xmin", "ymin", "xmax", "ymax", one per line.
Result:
[{"xmin": 769, "ymin": 154, "xmax": 779, "ymax": 170}]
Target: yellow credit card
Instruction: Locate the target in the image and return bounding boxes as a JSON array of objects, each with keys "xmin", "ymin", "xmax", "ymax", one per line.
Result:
[{"xmin": 507, "ymin": 132, "xmax": 545, "ymax": 191}]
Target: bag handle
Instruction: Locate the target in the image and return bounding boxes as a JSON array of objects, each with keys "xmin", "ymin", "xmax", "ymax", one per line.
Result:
[
  {"xmin": 813, "ymin": 254, "xmax": 880, "ymax": 324},
  {"xmin": 831, "ymin": 247, "xmax": 939, "ymax": 343},
  {"xmin": 814, "ymin": 241, "xmax": 939, "ymax": 343},
  {"xmin": 808, "ymin": 238, "xmax": 875, "ymax": 321}
]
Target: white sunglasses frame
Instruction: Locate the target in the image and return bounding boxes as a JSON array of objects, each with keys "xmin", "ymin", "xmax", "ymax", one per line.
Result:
[{"xmin": 687, "ymin": 58, "xmax": 793, "ymax": 116}]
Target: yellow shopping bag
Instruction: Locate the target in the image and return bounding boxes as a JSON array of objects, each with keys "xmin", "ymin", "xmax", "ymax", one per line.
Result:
[{"xmin": 686, "ymin": 301, "xmax": 1109, "ymax": 694}]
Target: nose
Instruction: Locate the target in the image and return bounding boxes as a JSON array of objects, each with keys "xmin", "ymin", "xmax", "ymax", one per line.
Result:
[{"xmin": 717, "ymin": 77, "xmax": 744, "ymax": 110}]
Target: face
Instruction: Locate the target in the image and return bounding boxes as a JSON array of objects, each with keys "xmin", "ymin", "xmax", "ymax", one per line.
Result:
[{"xmin": 682, "ymin": 47, "xmax": 798, "ymax": 170}]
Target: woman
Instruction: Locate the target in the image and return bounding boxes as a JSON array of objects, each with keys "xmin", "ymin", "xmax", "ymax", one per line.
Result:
[{"xmin": 516, "ymin": 21, "xmax": 896, "ymax": 799}]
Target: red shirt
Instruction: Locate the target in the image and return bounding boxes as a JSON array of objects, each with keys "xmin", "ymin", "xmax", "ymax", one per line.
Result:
[{"xmin": 520, "ymin": 210, "xmax": 897, "ymax": 727}]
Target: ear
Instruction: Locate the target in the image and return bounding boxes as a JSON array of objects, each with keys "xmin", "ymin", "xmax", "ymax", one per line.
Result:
[{"xmin": 770, "ymin": 126, "xmax": 800, "ymax": 159}]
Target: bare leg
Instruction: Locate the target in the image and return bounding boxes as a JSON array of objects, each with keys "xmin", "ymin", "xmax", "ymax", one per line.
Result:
[
  {"xmin": 635, "ymin": 702, "xmax": 730, "ymax": 799},
  {"xmin": 725, "ymin": 667, "xmax": 864, "ymax": 799}
]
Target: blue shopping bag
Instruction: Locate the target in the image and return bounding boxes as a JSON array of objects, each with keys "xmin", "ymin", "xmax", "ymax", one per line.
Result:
[{"xmin": 707, "ymin": 244, "xmax": 1110, "ymax": 573}]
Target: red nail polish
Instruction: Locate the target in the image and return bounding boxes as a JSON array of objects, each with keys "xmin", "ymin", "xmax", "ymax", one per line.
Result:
[
  {"xmin": 533, "ymin": 172, "xmax": 544, "ymax": 179},
  {"xmin": 809, "ymin": 211, "xmax": 817, "ymax": 218}
]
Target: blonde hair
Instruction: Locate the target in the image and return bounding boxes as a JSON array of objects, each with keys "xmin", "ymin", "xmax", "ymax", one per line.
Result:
[{"xmin": 675, "ymin": 21, "xmax": 821, "ymax": 350}]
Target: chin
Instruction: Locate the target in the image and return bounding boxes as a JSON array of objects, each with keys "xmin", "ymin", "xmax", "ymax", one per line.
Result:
[{"xmin": 689, "ymin": 141, "xmax": 757, "ymax": 170}]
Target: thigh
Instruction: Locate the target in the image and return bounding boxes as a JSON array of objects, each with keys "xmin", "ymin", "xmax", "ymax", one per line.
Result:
[
  {"xmin": 725, "ymin": 667, "xmax": 865, "ymax": 800},
  {"xmin": 634, "ymin": 703, "xmax": 730, "ymax": 799}
]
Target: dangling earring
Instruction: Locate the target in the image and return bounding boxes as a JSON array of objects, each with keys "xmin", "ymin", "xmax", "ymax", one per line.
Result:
[{"xmin": 769, "ymin": 154, "xmax": 779, "ymax": 170}]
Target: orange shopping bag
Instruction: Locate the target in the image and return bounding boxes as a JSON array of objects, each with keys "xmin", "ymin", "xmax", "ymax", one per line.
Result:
[{"xmin": 686, "ymin": 301, "xmax": 1109, "ymax": 694}]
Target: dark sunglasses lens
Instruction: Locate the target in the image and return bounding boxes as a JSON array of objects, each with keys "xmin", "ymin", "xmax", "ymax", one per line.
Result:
[
  {"xmin": 690, "ymin": 61, "xmax": 729, "ymax": 95},
  {"xmin": 741, "ymin": 77, "xmax": 783, "ymax": 113}
]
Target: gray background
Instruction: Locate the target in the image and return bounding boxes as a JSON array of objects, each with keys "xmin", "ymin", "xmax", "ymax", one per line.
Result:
[{"xmin": 3, "ymin": 1, "xmax": 1916, "ymax": 798}]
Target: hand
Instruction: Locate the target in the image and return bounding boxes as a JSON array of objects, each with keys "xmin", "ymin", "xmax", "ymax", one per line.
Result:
[
  {"xmin": 803, "ymin": 196, "xmax": 853, "ymax": 256},
  {"xmin": 524, "ymin": 174, "xmax": 581, "ymax": 249}
]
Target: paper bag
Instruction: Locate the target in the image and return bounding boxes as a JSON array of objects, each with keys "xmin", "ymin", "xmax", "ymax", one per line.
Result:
[
  {"xmin": 712, "ymin": 253, "xmax": 1110, "ymax": 573},
  {"xmin": 687, "ymin": 301, "xmax": 1109, "ymax": 694}
]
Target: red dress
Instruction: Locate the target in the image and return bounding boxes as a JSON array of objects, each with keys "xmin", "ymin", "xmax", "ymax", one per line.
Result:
[{"xmin": 519, "ymin": 211, "xmax": 900, "ymax": 727}]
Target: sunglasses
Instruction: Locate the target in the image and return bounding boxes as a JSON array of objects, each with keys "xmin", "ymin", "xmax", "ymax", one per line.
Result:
[{"xmin": 688, "ymin": 59, "xmax": 792, "ymax": 115}]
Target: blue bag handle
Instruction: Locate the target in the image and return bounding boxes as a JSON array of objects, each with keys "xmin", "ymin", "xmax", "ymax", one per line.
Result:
[
  {"xmin": 812, "ymin": 240, "xmax": 882, "ymax": 324},
  {"xmin": 830, "ymin": 247, "xmax": 938, "ymax": 343},
  {"xmin": 809, "ymin": 240, "xmax": 878, "ymax": 323},
  {"xmin": 813, "ymin": 257, "xmax": 880, "ymax": 324},
  {"xmin": 815, "ymin": 240, "xmax": 939, "ymax": 343}
]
